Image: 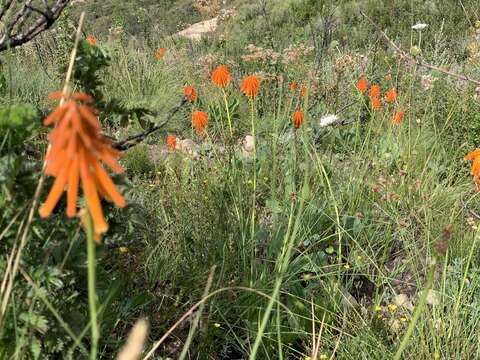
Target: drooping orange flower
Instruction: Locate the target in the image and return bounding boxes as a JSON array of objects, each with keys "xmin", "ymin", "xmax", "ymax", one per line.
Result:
[
  {"xmin": 368, "ymin": 84, "xmax": 381, "ymax": 99},
  {"xmin": 39, "ymin": 91, "xmax": 125, "ymax": 241},
  {"xmin": 167, "ymin": 134, "xmax": 177, "ymax": 150},
  {"xmin": 392, "ymin": 110, "xmax": 405, "ymax": 124},
  {"xmin": 183, "ymin": 86, "xmax": 197, "ymax": 103},
  {"xmin": 86, "ymin": 35, "xmax": 97, "ymax": 46},
  {"xmin": 356, "ymin": 78, "xmax": 368, "ymax": 93},
  {"xmin": 371, "ymin": 96, "xmax": 381, "ymax": 111},
  {"xmin": 385, "ymin": 88, "xmax": 397, "ymax": 103},
  {"xmin": 300, "ymin": 85, "xmax": 307, "ymax": 97},
  {"xmin": 292, "ymin": 110, "xmax": 305, "ymax": 129},
  {"xmin": 241, "ymin": 75, "xmax": 260, "ymax": 98},
  {"xmin": 465, "ymin": 149, "xmax": 480, "ymax": 181},
  {"xmin": 290, "ymin": 82, "xmax": 298, "ymax": 92},
  {"xmin": 192, "ymin": 110, "xmax": 208, "ymax": 136},
  {"xmin": 211, "ymin": 65, "xmax": 231, "ymax": 88},
  {"xmin": 155, "ymin": 48, "xmax": 166, "ymax": 60}
]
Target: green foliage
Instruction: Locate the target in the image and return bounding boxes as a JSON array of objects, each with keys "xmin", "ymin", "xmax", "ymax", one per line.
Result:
[{"xmin": 3, "ymin": 0, "xmax": 480, "ymax": 358}]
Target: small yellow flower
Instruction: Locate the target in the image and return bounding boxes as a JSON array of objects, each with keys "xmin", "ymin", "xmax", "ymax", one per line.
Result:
[
  {"xmin": 388, "ymin": 304, "xmax": 398, "ymax": 312},
  {"xmin": 320, "ymin": 355, "xmax": 328, "ymax": 360},
  {"xmin": 119, "ymin": 246, "xmax": 129, "ymax": 254},
  {"xmin": 305, "ymin": 357, "xmax": 312, "ymax": 360},
  {"xmin": 343, "ymin": 264, "xmax": 350, "ymax": 269},
  {"xmin": 374, "ymin": 305, "xmax": 382, "ymax": 312},
  {"xmin": 377, "ymin": 314, "xmax": 383, "ymax": 319},
  {"xmin": 213, "ymin": 323, "xmax": 221, "ymax": 328},
  {"xmin": 400, "ymin": 317, "xmax": 408, "ymax": 322},
  {"xmin": 247, "ymin": 180, "xmax": 253, "ymax": 185}
]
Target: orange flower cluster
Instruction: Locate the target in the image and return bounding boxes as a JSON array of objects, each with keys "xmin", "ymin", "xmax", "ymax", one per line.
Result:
[
  {"xmin": 356, "ymin": 78, "xmax": 368, "ymax": 93},
  {"xmin": 211, "ymin": 65, "xmax": 231, "ymax": 88},
  {"xmin": 167, "ymin": 134, "xmax": 177, "ymax": 150},
  {"xmin": 86, "ymin": 35, "xmax": 97, "ymax": 46},
  {"xmin": 292, "ymin": 110, "xmax": 305, "ymax": 129},
  {"xmin": 358, "ymin": 77, "xmax": 406, "ymax": 123},
  {"xmin": 368, "ymin": 84, "xmax": 381, "ymax": 111},
  {"xmin": 184, "ymin": 86, "xmax": 197, "ymax": 103},
  {"xmin": 155, "ymin": 48, "xmax": 166, "ymax": 60},
  {"xmin": 241, "ymin": 75, "xmax": 260, "ymax": 98},
  {"xmin": 192, "ymin": 110, "xmax": 208, "ymax": 135},
  {"xmin": 290, "ymin": 82, "xmax": 297, "ymax": 92},
  {"xmin": 465, "ymin": 149, "xmax": 480, "ymax": 189},
  {"xmin": 385, "ymin": 88, "xmax": 397, "ymax": 103},
  {"xmin": 39, "ymin": 92, "xmax": 125, "ymax": 240},
  {"xmin": 391, "ymin": 110, "xmax": 405, "ymax": 124}
]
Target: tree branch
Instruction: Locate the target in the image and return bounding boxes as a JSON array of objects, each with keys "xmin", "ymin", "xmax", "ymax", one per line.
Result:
[
  {"xmin": 0, "ymin": 0, "xmax": 70, "ymax": 52},
  {"xmin": 113, "ymin": 96, "xmax": 188, "ymax": 151},
  {"xmin": 360, "ymin": 11, "xmax": 480, "ymax": 87}
]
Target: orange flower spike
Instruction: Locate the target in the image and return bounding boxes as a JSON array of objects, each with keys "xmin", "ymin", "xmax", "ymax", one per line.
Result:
[
  {"xmin": 241, "ymin": 75, "xmax": 261, "ymax": 98},
  {"xmin": 392, "ymin": 110, "xmax": 405, "ymax": 124},
  {"xmin": 86, "ymin": 35, "xmax": 97, "ymax": 46},
  {"xmin": 155, "ymin": 48, "xmax": 166, "ymax": 60},
  {"xmin": 465, "ymin": 149, "xmax": 480, "ymax": 178},
  {"xmin": 292, "ymin": 110, "xmax": 305, "ymax": 129},
  {"xmin": 39, "ymin": 91, "xmax": 126, "ymax": 240},
  {"xmin": 192, "ymin": 110, "xmax": 208, "ymax": 136},
  {"xmin": 211, "ymin": 65, "xmax": 231, "ymax": 88},
  {"xmin": 356, "ymin": 78, "xmax": 368, "ymax": 93},
  {"xmin": 290, "ymin": 82, "xmax": 298, "ymax": 92},
  {"xmin": 368, "ymin": 84, "xmax": 381, "ymax": 99},
  {"xmin": 167, "ymin": 134, "xmax": 177, "ymax": 150},
  {"xmin": 385, "ymin": 88, "xmax": 397, "ymax": 103},
  {"xmin": 183, "ymin": 86, "xmax": 197, "ymax": 103},
  {"xmin": 371, "ymin": 96, "xmax": 381, "ymax": 111}
]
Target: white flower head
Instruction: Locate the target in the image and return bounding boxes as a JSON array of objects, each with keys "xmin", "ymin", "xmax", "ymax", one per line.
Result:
[
  {"xmin": 319, "ymin": 114, "xmax": 338, "ymax": 128},
  {"xmin": 412, "ymin": 23, "xmax": 428, "ymax": 31}
]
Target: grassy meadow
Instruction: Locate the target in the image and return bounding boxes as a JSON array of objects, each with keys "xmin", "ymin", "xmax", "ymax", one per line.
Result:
[{"xmin": 2, "ymin": 0, "xmax": 480, "ymax": 359}]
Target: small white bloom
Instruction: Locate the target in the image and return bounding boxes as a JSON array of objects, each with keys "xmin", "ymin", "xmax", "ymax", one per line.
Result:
[
  {"xmin": 319, "ymin": 114, "xmax": 338, "ymax": 127},
  {"xmin": 412, "ymin": 23, "xmax": 428, "ymax": 30}
]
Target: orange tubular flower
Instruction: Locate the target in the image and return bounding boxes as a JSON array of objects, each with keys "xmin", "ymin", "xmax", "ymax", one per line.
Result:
[
  {"xmin": 356, "ymin": 78, "xmax": 368, "ymax": 93},
  {"xmin": 192, "ymin": 110, "xmax": 208, "ymax": 136},
  {"xmin": 465, "ymin": 149, "xmax": 480, "ymax": 181},
  {"xmin": 385, "ymin": 88, "xmax": 397, "ymax": 103},
  {"xmin": 183, "ymin": 86, "xmax": 197, "ymax": 103},
  {"xmin": 39, "ymin": 91, "xmax": 125, "ymax": 241},
  {"xmin": 241, "ymin": 75, "xmax": 260, "ymax": 98},
  {"xmin": 392, "ymin": 110, "xmax": 405, "ymax": 124},
  {"xmin": 86, "ymin": 35, "xmax": 97, "ymax": 46},
  {"xmin": 371, "ymin": 96, "xmax": 381, "ymax": 111},
  {"xmin": 292, "ymin": 110, "xmax": 305, "ymax": 129},
  {"xmin": 167, "ymin": 134, "xmax": 177, "ymax": 150},
  {"xmin": 155, "ymin": 48, "xmax": 166, "ymax": 60},
  {"xmin": 211, "ymin": 65, "xmax": 231, "ymax": 88},
  {"xmin": 290, "ymin": 82, "xmax": 298, "ymax": 92},
  {"xmin": 368, "ymin": 84, "xmax": 381, "ymax": 99}
]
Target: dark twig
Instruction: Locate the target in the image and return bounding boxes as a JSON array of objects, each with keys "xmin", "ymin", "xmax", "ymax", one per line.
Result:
[
  {"xmin": 460, "ymin": 198, "xmax": 480, "ymax": 220},
  {"xmin": 360, "ymin": 11, "xmax": 480, "ymax": 87},
  {"xmin": 113, "ymin": 97, "xmax": 188, "ymax": 151},
  {"xmin": 0, "ymin": 0, "xmax": 70, "ymax": 52}
]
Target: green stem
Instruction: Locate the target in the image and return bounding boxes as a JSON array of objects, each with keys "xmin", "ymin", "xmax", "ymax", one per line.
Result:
[
  {"xmin": 223, "ymin": 88, "xmax": 233, "ymax": 138},
  {"xmin": 250, "ymin": 99, "xmax": 257, "ymax": 284},
  {"xmin": 86, "ymin": 213, "xmax": 98, "ymax": 360},
  {"xmin": 393, "ymin": 262, "xmax": 436, "ymax": 360}
]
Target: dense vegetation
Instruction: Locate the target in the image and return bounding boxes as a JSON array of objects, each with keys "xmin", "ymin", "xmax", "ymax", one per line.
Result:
[{"xmin": 2, "ymin": 0, "xmax": 480, "ymax": 359}]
